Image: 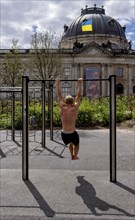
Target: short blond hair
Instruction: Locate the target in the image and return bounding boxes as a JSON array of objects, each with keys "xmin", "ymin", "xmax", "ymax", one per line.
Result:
[{"xmin": 65, "ymin": 95, "xmax": 74, "ymax": 104}]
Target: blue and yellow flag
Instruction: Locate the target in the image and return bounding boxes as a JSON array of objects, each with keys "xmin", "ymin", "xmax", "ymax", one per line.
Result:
[{"xmin": 82, "ymin": 19, "xmax": 92, "ymax": 32}]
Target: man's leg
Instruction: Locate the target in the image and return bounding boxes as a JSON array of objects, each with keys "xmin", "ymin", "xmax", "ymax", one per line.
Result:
[
  {"xmin": 74, "ymin": 145, "xmax": 79, "ymax": 160},
  {"xmin": 69, "ymin": 143, "xmax": 74, "ymax": 160}
]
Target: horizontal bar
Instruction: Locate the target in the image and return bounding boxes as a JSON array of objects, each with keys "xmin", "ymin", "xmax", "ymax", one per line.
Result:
[
  {"xmin": 0, "ymin": 90, "xmax": 22, "ymax": 93},
  {"xmin": 0, "ymin": 87, "xmax": 42, "ymax": 89},
  {"xmin": 0, "ymin": 88, "xmax": 50, "ymax": 93},
  {"xmin": 0, "ymin": 87, "xmax": 22, "ymax": 89},
  {"xmin": 29, "ymin": 78, "xmax": 109, "ymax": 82},
  {"xmin": 0, "ymin": 87, "xmax": 43, "ymax": 93}
]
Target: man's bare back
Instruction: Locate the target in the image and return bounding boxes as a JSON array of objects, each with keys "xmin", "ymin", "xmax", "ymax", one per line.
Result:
[{"xmin": 60, "ymin": 103, "xmax": 78, "ymax": 133}]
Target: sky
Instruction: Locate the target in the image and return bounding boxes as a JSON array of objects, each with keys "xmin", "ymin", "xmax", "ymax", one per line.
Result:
[{"xmin": 0, "ymin": 0, "xmax": 135, "ymax": 49}]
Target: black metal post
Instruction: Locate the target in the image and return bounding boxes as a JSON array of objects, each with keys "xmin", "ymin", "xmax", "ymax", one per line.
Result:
[
  {"xmin": 11, "ymin": 92, "xmax": 15, "ymax": 141},
  {"xmin": 42, "ymin": 81, "xmax": 46, "ymax": 148},
  {"xmin": 22, "ymin": 76, "xmax": 29, "ymax": 180},
  {"xmin": 109, "ymin": 75, "xmax": 117, "ymax": 182},
  {"xmin": 50, "ymin": 82, "xmax": 54, "ymax": 140}
]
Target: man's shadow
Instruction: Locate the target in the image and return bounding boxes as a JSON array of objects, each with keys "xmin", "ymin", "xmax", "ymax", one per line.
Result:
[{"xmin": 76, "ymin": 176, "xmax": 134, "ymax": 217}]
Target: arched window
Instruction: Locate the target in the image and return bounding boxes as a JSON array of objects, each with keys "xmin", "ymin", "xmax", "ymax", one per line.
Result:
[
  {"xmin": 64, "ymin": 67, "xmax": 70, "ymax": 76},
  {"xmin": 62, "ymin": 82, "xmax": 70, "ymax": 97},
  {"xmin": 116, "ymin": 83, "xmax": 124, "ymax": 95},
  {"xmin": 116, "ymin": 67, "xmax": 123, "ymax": 77},
  {"xmin": 133, "ymin": 85, "xmax": 135, "ymax": 94},
  {"xmin": 30, "ymin": 82, "xmax": 41, "ymax": 99}
]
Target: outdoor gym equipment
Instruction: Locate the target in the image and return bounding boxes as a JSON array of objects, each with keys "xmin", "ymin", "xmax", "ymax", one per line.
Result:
[{"xmin": 22, "ymin": 75, "xmax": 116, "ymax": 182}]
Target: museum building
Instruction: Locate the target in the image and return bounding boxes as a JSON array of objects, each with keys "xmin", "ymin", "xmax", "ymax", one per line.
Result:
[{"xmin": 59, "ymin": 4, "xmax": 135, "ymax": 98}]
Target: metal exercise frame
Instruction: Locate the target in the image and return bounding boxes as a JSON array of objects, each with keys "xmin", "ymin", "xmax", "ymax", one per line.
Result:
[
  {"xmin": 0, "ymin": 87, "xmax": 22, "ymax": 142},
  {"xmin": 22, "ymin": 75, "xmax": 116, "ymax": 182}
]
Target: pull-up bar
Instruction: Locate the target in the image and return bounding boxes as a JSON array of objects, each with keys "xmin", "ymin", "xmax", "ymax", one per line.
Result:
[
  {"xmin": 0, "ymin": 90, "xmax": 22, "ymax": 93},
  {"xmin": 29, "ymin": 78, "xmax": 108, "ymax": 82}
]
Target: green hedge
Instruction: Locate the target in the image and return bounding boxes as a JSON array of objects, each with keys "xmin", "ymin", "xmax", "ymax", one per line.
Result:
[{"xmin": 0, "ymin": 96, "xmax": 134, "ymax": 129}]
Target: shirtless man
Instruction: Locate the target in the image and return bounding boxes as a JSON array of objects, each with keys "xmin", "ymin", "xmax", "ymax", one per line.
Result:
[{"xmin": 55, "ymin": 78, "xmax": 83, "ymax": 160}]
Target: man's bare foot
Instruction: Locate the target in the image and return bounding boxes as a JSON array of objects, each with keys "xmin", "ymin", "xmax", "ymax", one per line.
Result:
[
  {"xmin": 72, "ymin": 155, "xmax": 79, "ymax": 160},
  {"xmin": 71, "ymin": 155, "xmax": 75, "ymax": 160},
  {"xmin": 75, "ymin": 156, "xmax": 79, "ymax": 160}
]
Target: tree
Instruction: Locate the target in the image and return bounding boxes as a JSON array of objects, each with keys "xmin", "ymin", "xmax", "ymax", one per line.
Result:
[
  {"xmin": 0, "ymin": 39, "xmax": 26, "ymax": 135},
  {"xmin": 28, "ymin": 30, "xmax": 62, "ymax": 83},
  {"xmin": 1, "ymin": 39, "xmax": 24, "ymax": 86},
  {"xmin": 28, "ymin": 30, "xmax": 63, "ymax": 124},
  {"xmin": 0, "ymin": 39, "xmax": 25, "ymax": 87}
]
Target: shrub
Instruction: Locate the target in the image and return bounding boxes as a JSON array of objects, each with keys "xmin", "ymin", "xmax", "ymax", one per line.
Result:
[
  {"xmin": 76, "ymin": 98, "xmax": 94, "ymax": 126},
  {"xmin": 0, "ymin": 114, "xmax": 11, "ymax": 129},
  {"xmin": 116, "ymin": 95, "xmax": 134, "ymax": 122},
  {"xmin": 29, "ymin": 102, "xmax": 42, "ymax": 128},
  {"xmin": 53, "ymin": 105, "xmax": 61, "ymax": 126},
  {"xmin": 91, "ymin": 98, "xmax": 109, "ymax": 126}
]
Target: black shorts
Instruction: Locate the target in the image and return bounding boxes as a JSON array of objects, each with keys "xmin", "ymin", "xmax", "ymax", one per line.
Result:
[{"xmin": 61, "ymin": 131, "xmax": 79, "ymax": 146}]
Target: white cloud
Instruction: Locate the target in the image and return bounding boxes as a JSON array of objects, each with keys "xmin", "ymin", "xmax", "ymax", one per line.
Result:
[
  {"xmin": 104, "ymin": 0, "xmax": 134, "ymax": 19},
  {"xmin": 127, "ymin": 32, "xmax": 135, "ymax": 37},
  {"xmin": 118, "ymin": 19, "xmax": 131, "ymax": 26}
]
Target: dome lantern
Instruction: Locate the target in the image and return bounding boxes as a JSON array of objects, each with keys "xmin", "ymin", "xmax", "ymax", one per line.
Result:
[{"xmin": 81, "ymin": 4, "xmax": 105, "ymax": 15}]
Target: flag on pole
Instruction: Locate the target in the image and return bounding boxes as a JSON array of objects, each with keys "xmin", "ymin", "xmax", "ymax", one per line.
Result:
[{"xmin": 82, "ymin": 19, "xmax": 92, "ymax": 32}]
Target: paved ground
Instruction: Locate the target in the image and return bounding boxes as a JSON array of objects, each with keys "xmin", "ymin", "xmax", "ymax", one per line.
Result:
[{"xmin": 0, "ymin": 128, "xmax": 135, "ymax": 220}]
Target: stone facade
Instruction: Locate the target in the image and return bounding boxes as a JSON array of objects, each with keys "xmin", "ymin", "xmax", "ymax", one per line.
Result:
[{"xmin": 59, "ymin": 42, "xmax": 135, "ymax": 98}]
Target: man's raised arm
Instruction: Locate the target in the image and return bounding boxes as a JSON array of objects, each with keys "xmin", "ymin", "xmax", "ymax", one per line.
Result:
[
  {"xmin": 55, "ymin": 79, "xmax": 64, "ymax": 107},
  {"xmin": 75, "ymin": 78, "xmax": 83, "ymax": 108}
]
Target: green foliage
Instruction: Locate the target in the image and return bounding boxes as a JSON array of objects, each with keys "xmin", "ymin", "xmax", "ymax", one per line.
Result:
[
  {"xmin": 0, "ymin": 113, "xmax": 11, "ymax": 129},
  {"xmin": 116, "ymin": 95, "xmax": 134, "ymax": 122},
  {"xmin": 91, "ymin": 97, "xmax": 110, "ymax": 126},
  {"xmin": 0, "ymin": 95, "xmax": 135, "ymax": 129},
  {"xmin": 77, "ymin": 98, "xmax": 94, "ymax": 126},
  {"xmin": 29, "ymin": 101, "xmax": 42, "ymax": 128},
  {"xmin": 53, "ymin": 104, "xmax": 61, "ymax": 126}
]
